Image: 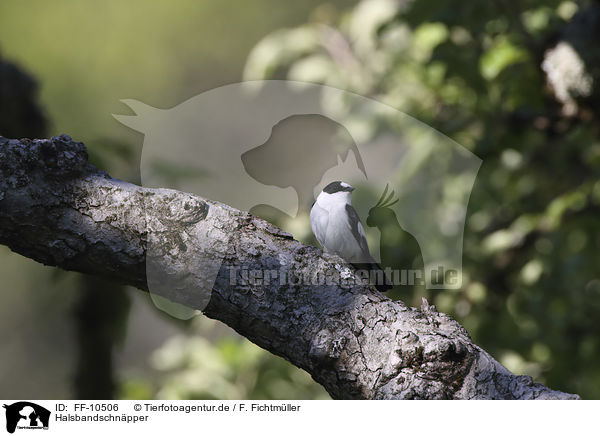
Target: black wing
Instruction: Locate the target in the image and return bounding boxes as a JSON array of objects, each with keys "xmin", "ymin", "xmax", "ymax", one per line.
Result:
[{"xmin": 345, "ymin": 204, "xmax": 372, "ymax": 260}]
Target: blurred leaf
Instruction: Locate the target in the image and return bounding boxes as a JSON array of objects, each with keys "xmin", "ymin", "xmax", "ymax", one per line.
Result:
[
  {"xmin": 412, "ymin": 22, "xmax": 449, "ymax": 62},
  {"xmin": 479, "ymin": 37, "xmax": 529, "ymax": 80}
]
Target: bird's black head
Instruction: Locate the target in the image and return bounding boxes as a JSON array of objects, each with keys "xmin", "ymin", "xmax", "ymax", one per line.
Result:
[{"xmin": 322, "ymin": 181, "xmax": 355, "ymax": 194}]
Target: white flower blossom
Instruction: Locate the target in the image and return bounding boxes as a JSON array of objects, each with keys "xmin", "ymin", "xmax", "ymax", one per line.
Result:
[{"xmin": 542, "ymin": 41, "xmax": 593, "ymax": 115}]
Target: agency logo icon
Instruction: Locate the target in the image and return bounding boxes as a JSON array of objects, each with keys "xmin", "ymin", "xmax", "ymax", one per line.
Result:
[
  {"xmin": 114, "ymin": 80, "xmax": 481, "ymax": 318},
  {"xmin": 3, "ymin": 402, "xmax": 50, "ymax": 434}
]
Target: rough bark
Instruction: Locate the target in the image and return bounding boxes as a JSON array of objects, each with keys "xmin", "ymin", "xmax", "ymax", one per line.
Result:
[{"xmin": 0, "ymin": 135, "xmax": 579, "ymax": 399}]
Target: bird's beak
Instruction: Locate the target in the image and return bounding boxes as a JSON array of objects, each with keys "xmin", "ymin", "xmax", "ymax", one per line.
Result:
[{"xmin": 349, "ymin": 186, "xmax": 355, "ymax": 192}]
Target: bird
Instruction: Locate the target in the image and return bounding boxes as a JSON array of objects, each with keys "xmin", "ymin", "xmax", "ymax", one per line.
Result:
[{"xmin": 310, "ymin": 181, "xmax": 392, "ymax": 292}]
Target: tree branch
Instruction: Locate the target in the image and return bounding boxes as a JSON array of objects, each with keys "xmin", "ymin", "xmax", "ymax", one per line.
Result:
[{"xmin": 0, "ymin": 135, "xmax": 578, "ymax": 399}]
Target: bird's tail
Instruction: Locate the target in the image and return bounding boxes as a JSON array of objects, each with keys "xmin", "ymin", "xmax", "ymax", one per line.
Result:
[{"xmin": 351, "ymin": 261, "xmax": 392, "ymax": 292}]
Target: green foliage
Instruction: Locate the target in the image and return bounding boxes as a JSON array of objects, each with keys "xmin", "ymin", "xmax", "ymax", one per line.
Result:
[
  {"xmin": 120, "ymin": 318, "xmax": 330, "ymax": 400},
  {"xmin": 243, "ymin": 0, "xmax": 600, "ymax": 398}
]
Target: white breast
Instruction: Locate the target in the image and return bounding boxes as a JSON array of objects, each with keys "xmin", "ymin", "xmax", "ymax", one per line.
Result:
[{"xmin": 310, "ymin": 191, "xmax": 368, "ymax": 262}]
